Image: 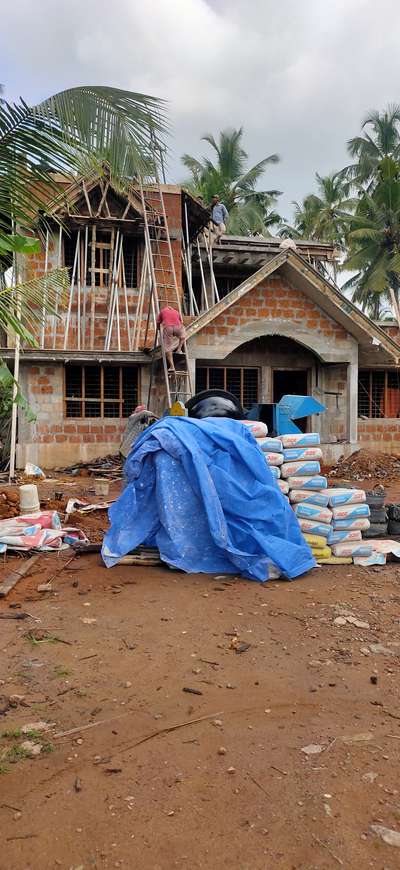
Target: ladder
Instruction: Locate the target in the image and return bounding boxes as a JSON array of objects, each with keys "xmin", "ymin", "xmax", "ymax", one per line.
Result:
[{"xmin": 138, "ymin": 165, "xmax": 193, "ymax": 410}]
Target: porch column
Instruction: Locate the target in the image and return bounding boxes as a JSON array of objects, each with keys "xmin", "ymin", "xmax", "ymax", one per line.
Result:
[{"xmin": 347, "ymin": 359, "xmax": 358, "ymax": 443}]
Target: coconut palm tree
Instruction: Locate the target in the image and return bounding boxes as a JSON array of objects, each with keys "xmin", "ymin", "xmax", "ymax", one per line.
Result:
[
  {"xmin": 182, "ymin": 128, "xmax": 282, "ymax": 235},
  {"xmin": 0, "ymin": 85, "xmax": 166, "ymax": 342},
  {"xmin": 343, "ymin": 156, "xmax": 400, "ymax": 317},
  {"xmin": 345, "ymin": 105, "xmax": 400, "ymax": 187}
]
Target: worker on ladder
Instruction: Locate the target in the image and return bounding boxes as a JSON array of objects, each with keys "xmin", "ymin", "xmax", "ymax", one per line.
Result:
[{"xmin": 157, "ymin": 304, "xmax": 187, "ymax": 372}]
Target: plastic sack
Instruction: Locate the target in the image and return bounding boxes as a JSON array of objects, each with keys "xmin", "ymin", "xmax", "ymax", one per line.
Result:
[
  {"xmin": 102, "ymin": 417, "xmax": 315, "ymax": 582},
  {"xmin": 298, "ymin": 518, "xmax": 331, "ymax": 539},
  {"xmin": 16, "ymin": 511, "xmax": 61, "ymax": 530},
  {"xmin": 240, "ymin": 420, "xmax": 268, "ymax": 438},
  {"xmin": 353, "ymin": 552, "xmax": 386, "ymax": 566},
  {"xmin": 281, "ymin": 433, "xmax": 320, "ymax": 448},
  {"xmin": 328, "ymin": 529, "xmax": 362, "ymax": 545},
  {"xmin": 277, "ymin": 479, "xmax": 289, "ymax": 495},
  {"xmin": 312, "ymin": 546, "xmax": 332, "ymax": 559},
  {"xmin": 269, "ymin": 465, "xmax": 281, "ymax": 479},
  {"xmin": 281, "ymin": 460, "xmax": 321, "ymax": 479},
  {"xmin": 326, "ymin": 488, "xmax": 366, "ymax": 507},
  {"xmin": 289, "ymin": 489, "xmax": 329, "ymax": 507},
  {"xmin": 24, "ymin": 462, "xmax": 45, "ymax": 479},
  {"xmin": 319, "ymin": 556, "xmax": 352, "ymax": 564},
  {"xmin": 332, "ymin": 541, "xmax": 373, "ymax": 557},
  {"xmin": 256, "ymin": 437, "xmax": 283, "ymax": 454},
  {"xmin": 264, "ymin": 452, "xmax": 284, "ymax": 467},
  {"xmin": 332, "ymin": 518, "xmax": 370, "ymax": 531},
  {"xmin": 332, "ymin": 503, "xmax": 370, "ymax": 520},
  {"xmin": 288, "ymin": 475, "xmax": 327, "ymax": 491},
  {"xmin": 294, "ymin": 503, "xmax": 332, "ymax": 524},
  {"xmin": 283, "ymin": 447, "xmax": 323, "ymax": 462},
  {"xmin": 303, "ymin": 533, "xmax": 327, "ymax": 548}
]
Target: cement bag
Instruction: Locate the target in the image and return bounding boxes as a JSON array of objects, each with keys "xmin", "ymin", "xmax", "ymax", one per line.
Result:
[
  {"xmin": 288, "ymin": 475, "xmax": 327, "ymax": 491},
  {"xmin": 319, "ymin": 556, "xmax": 353, "ymax": 565},
  {"xmin": 281, "ymin": 460, "xmax": 321, "ymax": 479},
  {"xmin": 16, "ymin": 511, "xmax": 61, "ymax": 530},
  {"xmin": 312, "ymin": 546, "xmax": 332, "ymax": 559},
  {"xmin": 269, "ymin": 465, "xmax": 281, "ymax": 479},
  {"xmin": 283, "ymin": 447, "xmax": 323, "ymax": 462},
  {"xmin": 328, "ymin": 529, "xmax": 362, "ymax": 545},
  {"xmin": 264, "ymin": 452, "xmax": 284, "ymax": 467},
  {"xmin": 289, "ymin": 489, "xmax": 329, "ymax": 507},
  {"xmin": 303, "ymin": 533, "xmax": 327, "ymax": 548},
  {"xmin": 298, "ymin": 518, "xmax": 331, "ymax": 539},
  {"xmin": 353, "ymin": 552, "xmax": 386, "ymax": 566},
  {"xmin": 331, "ymin": 542, "xmax": 373, "ymax": 557},
  {"xmin": 326, "ymin": 488, "xmax": 366, "ymax": 507},
  {"xmin": 281, "ymin": 432, "xmax": 320, "ymax": 448},
  {"xmin": 256, "ymin": 437, "xmax": 283, "ymax": 454},
  {"xmin": 332, "ymin": 503, "xmax": 370, "ymax": 520},
  {"xmin": 240, "ymin": 420, "xmax": 268, "ymax": 438},
  {"xmin": 332, "ymin": 518, "xmax": 370, "ymax": 531},
  {"xmin": 295, "ymin": 503, "xmax": 332, "ymax": 524},
  {"xmin": 277, "ymin": 479, "xmax": 289, "ymax": 495}
]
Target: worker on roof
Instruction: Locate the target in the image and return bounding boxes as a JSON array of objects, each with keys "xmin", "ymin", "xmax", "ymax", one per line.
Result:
[
  {"xmin": 210, "ymin": 194, "xmax": 228, "ymax": 244},
  {"xmin": 157, "ymin": 304, "xmax": 186, "ymax": 373}
]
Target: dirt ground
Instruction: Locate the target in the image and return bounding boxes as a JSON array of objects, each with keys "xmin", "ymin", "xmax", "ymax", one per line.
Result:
[{"xmin": 1, "ymin": 478, "xmax": 400, "ymax": 869}]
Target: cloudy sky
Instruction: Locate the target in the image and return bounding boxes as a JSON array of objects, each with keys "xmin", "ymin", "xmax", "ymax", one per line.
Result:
[{"xmin": 2, "ymin": 0, "xmax": 399, "ymax": 218}]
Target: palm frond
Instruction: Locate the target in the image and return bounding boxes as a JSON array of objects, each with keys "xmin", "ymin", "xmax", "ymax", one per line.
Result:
[{"xmin": 0, "ymin": 267, "xmax": 69, "ymax": 345}]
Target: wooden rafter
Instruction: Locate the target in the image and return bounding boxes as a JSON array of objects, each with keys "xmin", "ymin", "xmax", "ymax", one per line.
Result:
[{"xmin": 96, "ymin": 180, "xmax": 110, "ymax": 217}]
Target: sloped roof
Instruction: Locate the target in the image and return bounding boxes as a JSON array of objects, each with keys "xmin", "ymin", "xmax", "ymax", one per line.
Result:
[{"xmin": 186, "ymin": 249, "xmax": 400, "ymax": 363}]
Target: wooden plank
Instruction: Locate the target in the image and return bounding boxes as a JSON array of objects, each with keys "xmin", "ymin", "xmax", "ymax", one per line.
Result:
[
  {"xmin": 0, "ymin": 554, "xmax": 41, "ymax": 598},
  {"xmin": 96, "ymin": 180, "xmax": 110, "ymax": 218},
  {"xmin": 81, "ymin": 181, "xmax": 93, "ymax": 216}
]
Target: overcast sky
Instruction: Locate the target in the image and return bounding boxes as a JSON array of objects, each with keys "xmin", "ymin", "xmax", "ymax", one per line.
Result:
[{"xmin": 2, "ymin": 0, "xmax": 400, "ymax": 218}]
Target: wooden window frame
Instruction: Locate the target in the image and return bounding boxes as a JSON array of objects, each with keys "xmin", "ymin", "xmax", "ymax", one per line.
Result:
[
  {"xmin": 196, "ymin": 366, "xmax": 259, "ymax": 407},
  {"xmin": 64, "ymin": 365, "xmax": 139, "ymax": 419},
  {"xmin": 358, "ymin": 369, "xmax": 400, "ymax": 419}
]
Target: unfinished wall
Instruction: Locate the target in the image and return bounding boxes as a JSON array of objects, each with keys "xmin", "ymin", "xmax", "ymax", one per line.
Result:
[
  {"xmin": 16, "ymin": 363, "xmax": 142, "ymax": 469},
  {"xmin": 358, "ymin": 419, "xmax": 400, "ymax": 454}
]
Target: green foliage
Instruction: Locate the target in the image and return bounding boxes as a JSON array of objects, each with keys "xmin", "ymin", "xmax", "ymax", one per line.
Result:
[
  {"xmin": 343, "ymin": 156, "xmax": 400, "ymax": 314},
  {"xmin": 182, "ymin": 128, "xmax": 282, "ymax": 235},
  {"xmin": 2, "ymin": 728, "xmax": 22, "ymax": 739}
]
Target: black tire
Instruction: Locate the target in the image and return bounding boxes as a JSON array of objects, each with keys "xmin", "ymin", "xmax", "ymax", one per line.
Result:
[
  {"xmin": 369, "ymin": 508, "xmax": 387, "ymax": 524},
  {"xmin": 363, "ymin": 522, "xmax": 388, "ymax": 538},
  {"xmin": 365, "ymin": 489, "xmax": 386, "ymax": 508},
  {"xmin": 388, "ymin": 520, "xmax": 400, "ymax": 536},
  {"xmin": 387, "ymin": 504, "xmax": 400, "ymax": 522}
]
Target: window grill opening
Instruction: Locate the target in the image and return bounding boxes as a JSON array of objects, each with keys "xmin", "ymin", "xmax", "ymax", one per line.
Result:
[
  {"xmin": 358, "ymin": 369, "xmax": 400, "ymax": 419},
  {"xmin": 65, "ymin": 365, "xmax": 138, "ymax": 419},
  {"xmin": 196, "ymin": 366, "xmax": 259, "ymax": 409}
]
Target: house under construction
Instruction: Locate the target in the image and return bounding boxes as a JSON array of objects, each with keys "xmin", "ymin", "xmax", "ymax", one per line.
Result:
[{"xmin": 8, "ymin": 170, "xmax": 400, "ymax": 469}]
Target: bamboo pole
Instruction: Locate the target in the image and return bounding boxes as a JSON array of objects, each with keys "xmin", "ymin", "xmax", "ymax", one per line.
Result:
[
  {"xmin": 82, "ymin": 225, "xmax": 88, "ymax": 349},
  {"xmin": 52, "ymin": 225, "xmax": 63, "ymax": 349},
  {"xmin": 40, "ymin": 229, "xmax": 49, "ymax": 348},
  {"xmin": 9, "ymin": 252, "xmax": 20, "ymax": 482},
  {"xmin": 63, "ymin": 231, "xmax": 80, "ymax": 350},
  {"xmin": 196, "ymin": 237, "xmax": 209, "ymax": 311},
  {"xmin": 90, "ymin": 225, "xmax": 96, "ymax": 349}
]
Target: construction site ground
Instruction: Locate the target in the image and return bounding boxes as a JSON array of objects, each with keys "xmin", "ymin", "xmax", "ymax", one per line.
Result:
[{"xmin": 1, "ymin": 476, "xmax": 400, "ymax": 869}]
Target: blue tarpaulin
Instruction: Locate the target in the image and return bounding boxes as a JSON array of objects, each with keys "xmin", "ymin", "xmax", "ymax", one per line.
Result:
[{"xmin": 102, "ymin": 417, "xmax": 315, "ymax": 582}]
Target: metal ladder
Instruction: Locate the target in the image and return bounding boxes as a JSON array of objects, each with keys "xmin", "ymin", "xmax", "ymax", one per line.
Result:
[{"xmin": 139, "ymin": 168, "xmax": 193, "ymax": 409}]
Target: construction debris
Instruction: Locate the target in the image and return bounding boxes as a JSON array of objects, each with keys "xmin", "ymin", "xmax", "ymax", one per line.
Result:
[
  {"xmin": 330, "ymin": 449, "xmax": 400, "ymax": 481},
  {"xmin": 55, "ymin": 454, "xmax": 123, "ymax": 479}
]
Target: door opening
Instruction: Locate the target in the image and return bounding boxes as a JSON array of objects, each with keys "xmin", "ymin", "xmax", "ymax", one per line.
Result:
[{"xmin": 273, "ymin": 369, "xmax": 309, "ymax": 432}]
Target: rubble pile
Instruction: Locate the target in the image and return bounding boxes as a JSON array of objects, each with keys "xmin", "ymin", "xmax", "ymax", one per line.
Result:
[
  {"xmin": 331, "ymin": 449, "xmax": 400, "ymax": 481},
  {"xmin": 0, "ymin": 490, "xmax": 20, "ymax": 519},
  {"xmin": 55, "ymin": 454, "xmax": 123, "ymax": 478}
]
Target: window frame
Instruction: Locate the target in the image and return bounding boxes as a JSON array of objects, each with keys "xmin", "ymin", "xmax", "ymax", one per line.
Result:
[
  {"xmin": 196, "ymin": 365, "xmax": 259, "ymax": 408},
  {"xmin": 358, "ymin": 369, "xmax": 400, "ymax": 419},
  {"xmin": 64, "ymin": 364, "xmax": 139, "ymax": 419}
]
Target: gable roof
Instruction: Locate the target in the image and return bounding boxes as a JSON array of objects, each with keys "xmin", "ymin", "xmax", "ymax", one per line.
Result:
[{"xmin": 186, "ymin": 249, "xmax": 400, "ymax": 363}]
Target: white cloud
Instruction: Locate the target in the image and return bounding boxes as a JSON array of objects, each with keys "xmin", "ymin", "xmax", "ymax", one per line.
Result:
[{"xmin": 2, "ymin": 0, "xmax": 400, "ymax": 217}]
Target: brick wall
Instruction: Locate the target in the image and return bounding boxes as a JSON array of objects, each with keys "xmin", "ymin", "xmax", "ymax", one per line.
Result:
[
  {"xmin": 192, "ymin": 275, "xmax": 349, "ymax": 348},
  {"xmin": 358, "ymin": 419, "xmax": 400, "ymax": 453},
  {"xmin": 16, "ymin": 363, "xmax": 139, "ymax": 469}
]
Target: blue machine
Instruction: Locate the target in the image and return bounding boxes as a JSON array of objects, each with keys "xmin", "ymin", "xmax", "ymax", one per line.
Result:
[{"xmin": 246, "ymin": 394, "xmax": 326, "ymax": 436}]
